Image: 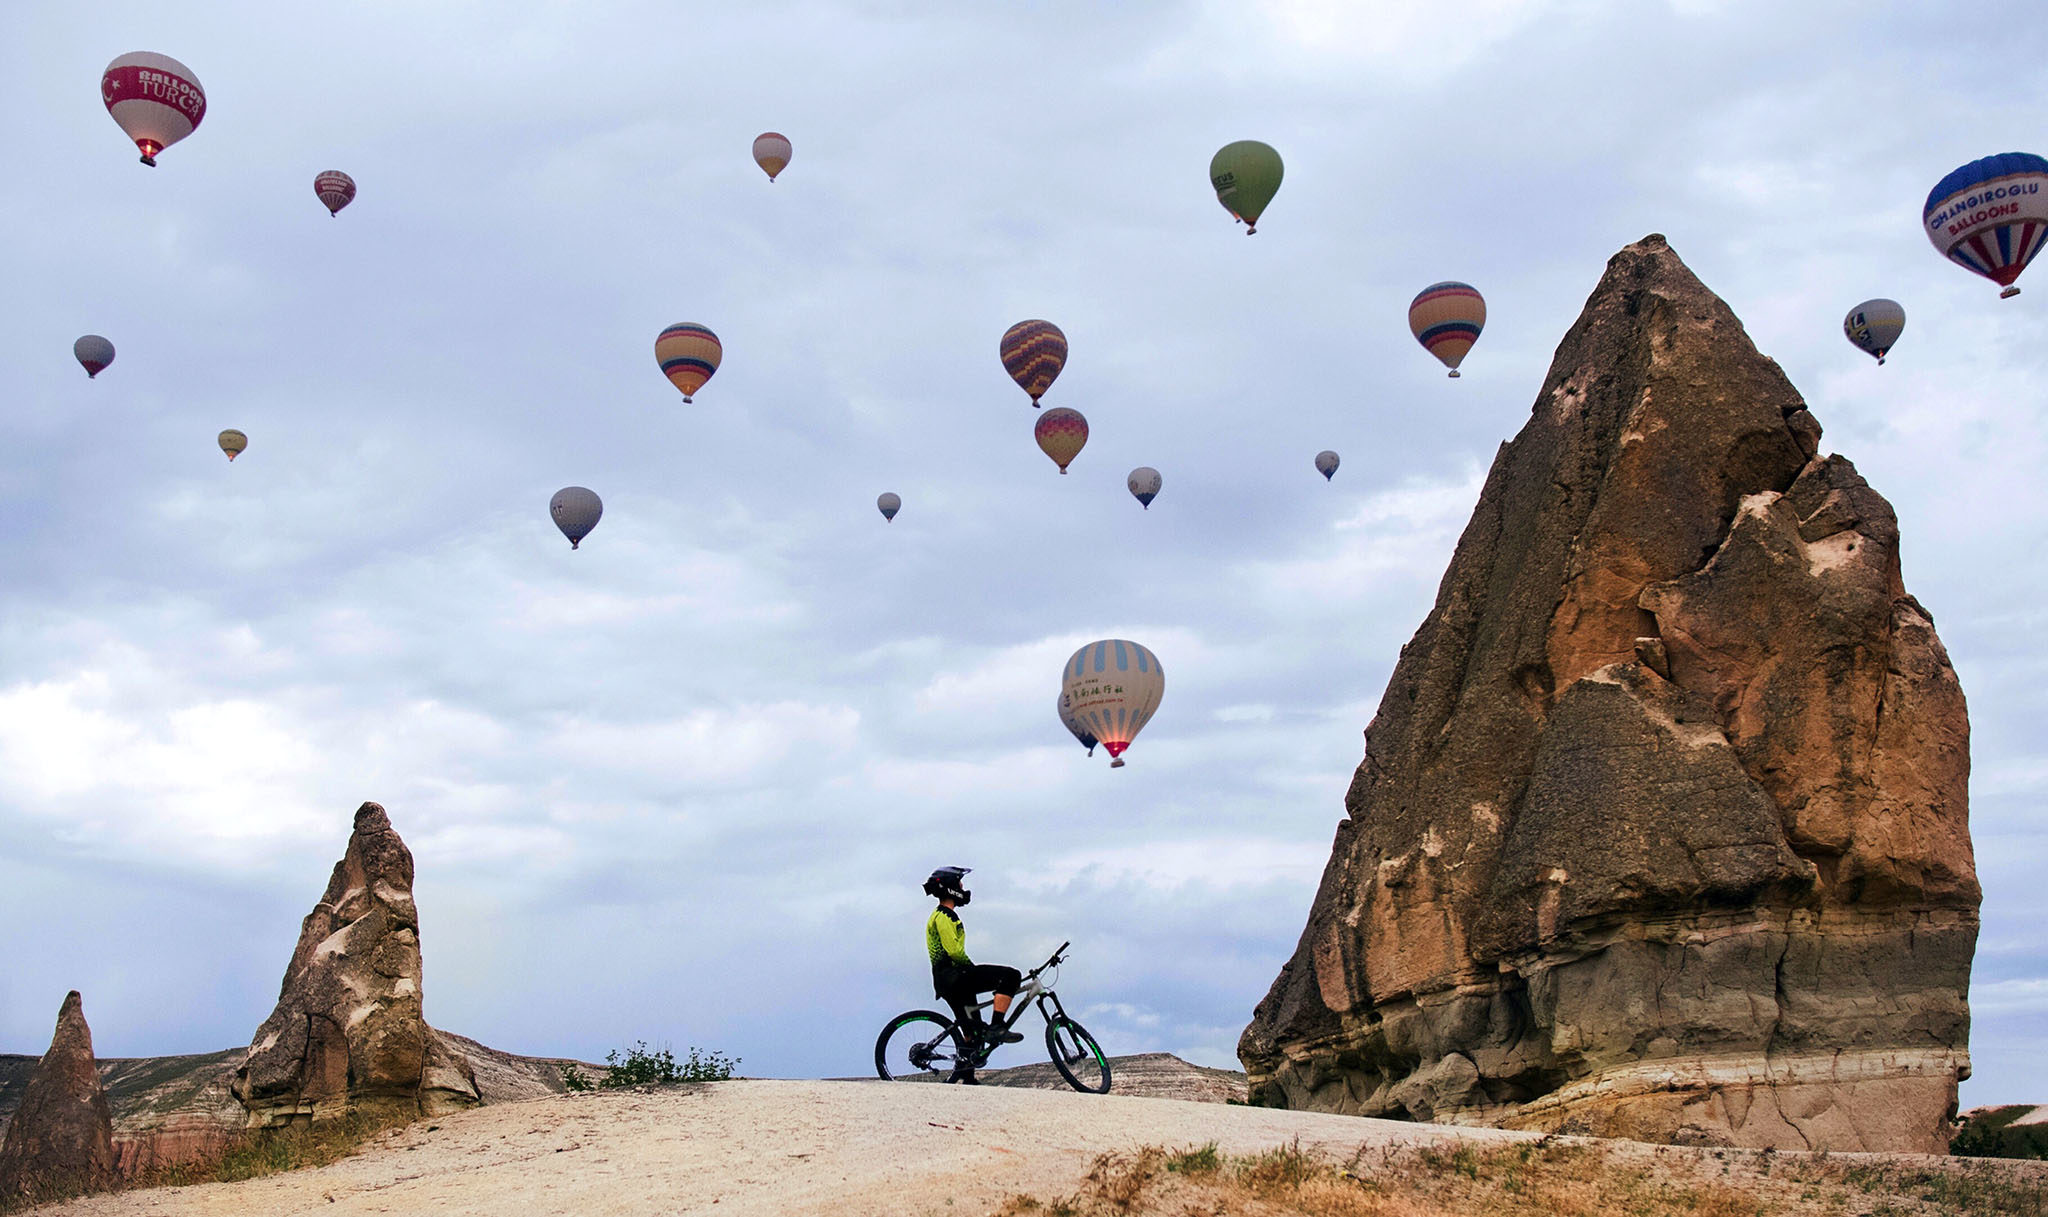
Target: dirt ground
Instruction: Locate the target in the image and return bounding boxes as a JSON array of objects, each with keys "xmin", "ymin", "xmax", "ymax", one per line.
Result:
[{"xmin": 26, "ymin": 1081, "xmax": 2046, "ymax": 1217}]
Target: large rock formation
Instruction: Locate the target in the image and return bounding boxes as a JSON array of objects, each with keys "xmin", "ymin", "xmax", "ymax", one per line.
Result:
[
  {"xmin": 0, "ymin": 992, "xmax": 117, "ymax": 1207},
  {"xmin": 1239, "ymin": 236, "xmax": 1978, "ymax": 1154},
  {"xmin": 232, "ymin": 802, "xmax": 481, "ymax": 1126}
]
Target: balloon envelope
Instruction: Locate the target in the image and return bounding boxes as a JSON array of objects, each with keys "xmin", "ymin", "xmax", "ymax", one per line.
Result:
[
  {"xmin": 1315, "ymin": 450, "xmax": 1339, "ymax": 481},
  {"xmin": 1000, "ymin": 320, "xmax": 1067, "ymax": 405},
  {"xmin": 1058, "ymin": 692, "xmax": 1098, "ymax": 756},
  {"xmin": 1924, "ymin": 153, "xmax": 2048, "ymax": 297},
  {"xmin": 1127, "ymin": 466, "xmax": 1161, "ymax": 508},
  {"xmin": 752, "ymin": 132, "xmax": 791, "ymax": 181},
  {"xmin": 551, "ymin": 486, "xmax": 602, "ymax": 549},
  {"xmin": 1061, "ymin": 640, "xmax": 1164, "ymax": 768},
  {"xmin": 1209, "ymin": 140, "xmax": 1283, "ymax": 233},
  {"xmin": 314, "ymin": 170, "xmax": 356, "ymax": 216},
  {"xmin": 1409, "ymin": 282, "xmax": 1486, "ymax": 376},
  {"xmin": 101, "ymin": 52, "xmax": 204, "ymax": 165},
  {"xmin": 218, "ymin": 429, "xmax": 246, "ymax": 461},
  {"xmin": 1034, "ymin": 407, "xmax": 1088, "ymax": 473},
  {"xmin": 1844, "ymin": 299, "xmax": 1905, "ymax": 364},
  {"xmin": 74, "ymin": 335, "xmax": 114, "ymax": 378},
  {"xmin": 877, "ymin": 492, "xmax": 901, "ymax": 521},
  {"xmin": 655, "ymin": 323, "xmax": 722, "ymax": 402}
]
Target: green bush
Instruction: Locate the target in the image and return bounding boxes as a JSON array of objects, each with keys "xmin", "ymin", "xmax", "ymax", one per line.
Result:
[
  {"xmin": 598, "ymin": 1041, "xmax": 740, "ymax": 1087},
  {"xmin": 558, "ymin": 1062, "xmax": 592, "ymax": 1091}
]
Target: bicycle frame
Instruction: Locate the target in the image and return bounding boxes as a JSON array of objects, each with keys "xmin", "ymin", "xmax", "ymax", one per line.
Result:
[{"xmin": 948, "ymin": 942, "xmax": 1073, "ymax": 1035}]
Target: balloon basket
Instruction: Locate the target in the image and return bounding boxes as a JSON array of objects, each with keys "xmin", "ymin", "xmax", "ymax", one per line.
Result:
[
  {"xmin": 1448, "ymin": 370, "xmax": 1461, "ymax": 378},
  {"xmin": 2001, "ymin": 286, "xmax": 2021, "ymax": 299},
  {"xmin": 1110, "ymin": 757, "xmax": 1126, "ymax": 768}
]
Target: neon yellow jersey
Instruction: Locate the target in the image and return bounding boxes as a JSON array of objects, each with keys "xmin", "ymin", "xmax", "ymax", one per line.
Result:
[{"xmin": 927, "ymin": 906, "xmax": 972, "ymax": 971}]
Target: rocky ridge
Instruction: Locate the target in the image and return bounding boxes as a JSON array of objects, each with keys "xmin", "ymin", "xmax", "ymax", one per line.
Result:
[{"xmin": 1238, "ymin": 235, "xmax": 1978, "ymax": 1154}]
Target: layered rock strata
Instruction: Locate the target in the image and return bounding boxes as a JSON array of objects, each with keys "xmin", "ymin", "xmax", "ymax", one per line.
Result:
[
  {"xmin": 232, "ymin": 802, "xmax": 481, "ymax": 1126},
  {"xmin": 0, "ymin": 992, "xmax": 117, "ymax": 1206},
  {"xmin": 1238, "ymin": 236, "xmax": 1977, "ymax": 1154}
]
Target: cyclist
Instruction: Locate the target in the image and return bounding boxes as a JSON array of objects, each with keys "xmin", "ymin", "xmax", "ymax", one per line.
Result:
[{"xmin": 923, "ymin": 866, "xmax": 1023, "ymax": 1084}]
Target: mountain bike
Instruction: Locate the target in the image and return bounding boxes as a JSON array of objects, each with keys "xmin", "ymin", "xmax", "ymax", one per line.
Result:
[{"xmin": 874, "ymin": 941, "xmax": 1111, "ymax": 1093}]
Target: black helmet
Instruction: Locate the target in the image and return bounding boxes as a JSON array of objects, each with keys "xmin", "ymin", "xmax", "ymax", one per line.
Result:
[{"xmin": 923, "ymin": 866, "xmax": 971, "ymax": 905}]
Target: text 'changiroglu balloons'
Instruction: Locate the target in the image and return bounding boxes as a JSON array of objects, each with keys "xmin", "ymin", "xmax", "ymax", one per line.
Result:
[
  {"xmin": 1924, "ymin": 152, "xmax": 2048, "ymax": 298},
  {"xmin": 753, "ymin": 132, "xmax": 792, "ymax": 181},
  {"xmin": 1844, "ymin": 299, "xmax": 1905, "ymax": 364},
  {"xmin": 1127, "ymin": 466, "xmax": 1161, "ymax": 509},
  {"xmin": 655, "ymin": 323, "xmax": 722, "ymax": 402},
  {"xmin": 315, "ymin": 170, "xmax": 357, "ymax": 216},
  {"xmin": 1034, "ymin": 407, "xmax": 1088, "ymax": 473},
  {"xmin": 1209, "ymin": 140, "xmax": 1282, "ymax": 234},
  {"xmin": 102, "ymin": 52, "xmax": 204, "ymax": 166},
  {"xmin": 218, "ymin": 429, "xmax": 246, "ymax": 461},
  {"xmin": 74, "ymin": 335, "xmax": 114, "ymax": 378},
  {"xmin": 1409, "ymin": 282, "xmax": 1486, "ymax": 377},
  {"xmin": 1000, "ymin": 320, "xmax": 1067, "ymax": 406},
  {"xmin": 1062, "ymin": 640, "xmax": 1164, "ymax": 768},
  {"xmin": 551, "ymin": 486, "xmax": 603, "ymax": 549},
  {"xmin": 1315, "ymin": 450, "xmax": 1339, "ymax": 481},
  {"xmin": 877, "ymin": 492, "xmax": 901, "ymax": 522},
  {"xmin": 1058, "ymin": 691, "xmax": 1098, "ymax": 757}
]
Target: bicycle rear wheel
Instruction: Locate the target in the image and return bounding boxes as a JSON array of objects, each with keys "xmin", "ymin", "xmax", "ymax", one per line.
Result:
[
  {"xmin": 876, "ymin": 1009, "xmax": 970, "ymax": 1081},
  {"xmin": 1045, "ymin": 1016, "xmax": 1111, "ymax": 1093}
]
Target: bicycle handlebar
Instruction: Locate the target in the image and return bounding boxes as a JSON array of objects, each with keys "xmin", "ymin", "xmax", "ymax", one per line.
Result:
[{"xmin": 1027, "ymin": 941, "xmax": 1072, "ymax": 980}]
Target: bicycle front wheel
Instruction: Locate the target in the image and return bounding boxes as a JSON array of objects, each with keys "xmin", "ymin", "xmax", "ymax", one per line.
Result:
[
  {"xmin": 876, "ymin": 1010, "xmax": 969, "ymax": 1081},
  {"xmin": 1045, "ymin": 1016, "xmax": 1111, "ymax": 1093}
]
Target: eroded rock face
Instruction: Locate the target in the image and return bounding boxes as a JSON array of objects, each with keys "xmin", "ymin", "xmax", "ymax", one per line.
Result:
[
  {"xmin": 232, "ymin": 802, "xmax": 479, "ymax": 1127},
  {"xmin": 0, "ymin": 992, "xmax": 117, "ymax": 1206},
  {"xmin": 1238, "ymin": 236, "xmax": 1978, "ymax": 1154}
]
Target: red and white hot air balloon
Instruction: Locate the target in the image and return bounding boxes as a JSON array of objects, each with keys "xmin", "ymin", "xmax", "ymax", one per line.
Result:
[
  {"xmin": 101, "ymin": 52, "xmax": 205, "ymax": 166},
  {"xmin": 753, "ymin": 132, "xmax": 792, "ymax": 182},
  {"xmin": 314, "ymin": 171, "xmax": 357, "ymax": 217}
]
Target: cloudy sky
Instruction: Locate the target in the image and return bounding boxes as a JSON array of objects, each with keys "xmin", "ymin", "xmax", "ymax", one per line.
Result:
[{"xmin": 2, "ymin": 1, "xmax": 2044, "ymax": 1107}]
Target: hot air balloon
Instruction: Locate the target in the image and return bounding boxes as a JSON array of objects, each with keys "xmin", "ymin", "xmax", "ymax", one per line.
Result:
[
  {"xmin": 314, "ymin": 170, "xmax": 356, "ymax": 216},
  {"xmin": 1000, "ymin": 320, "xmax": 1067, "ymax": 406},
  {"xmin": 551, "ymin": 486, "xmax": 602, "ymax": 549},
  {"xmin": 101, "ymin": 53, "xmax": 205, "ymax": 166},
  {"xmin": 1058, "ymin": 691, "xmax": 1098, "ymax": 757},
  {"xmin": 1844, "ymin": 299, "xmax": 1906, "ymax": 364},
  {"xmin": 753, "ymin": 132, "xmax": 792, "ymax": 181},
  {"xmin": 218, "ymin": 429, "xmax": 247, "ymax": 461},
  {"xmin": 1209, "ymin": 140, "xmax": 1283, "ymax": 234},
  {"xmin": 1061, "ymin": 640, "xmax": 1164, "ymax": 768},
  {"xmin": 878, "ymin": 492, "xmax": 901, "ymax": 522},
  {"xmin": 655, "ymin": 323, "xmax": 722, "ymax": 402},
  {"xmin": 1035, "ymin": 407, "xmax": 1088, "ymax": 474},
  {"xmin": 74, "ymin": 335, "xmax": 114, "ymax": 378},
  {"xmin": 1924, "ymin": 153, "xmax": 2048, "ymax": 298},
  {"xmin": 1409, "ymin": 282, "xmax": 1486, "ymax": 377},
  {"xmin": 1315, "ymin": 450, "xmax": 1339, "ymax": 481},
  {"xmin": 1127, "ymin": 467, "xmax": 1161, "ymax": 509}
]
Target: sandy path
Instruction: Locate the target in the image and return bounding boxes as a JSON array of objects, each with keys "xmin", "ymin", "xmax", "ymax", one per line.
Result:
[{"xmin": 38, "ymin": 1080, "xmax": 1530, "ymax": 1217}]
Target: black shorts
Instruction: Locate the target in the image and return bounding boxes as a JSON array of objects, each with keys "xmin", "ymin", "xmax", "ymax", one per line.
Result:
[{"xmin": 935, "ymin": 963, "xmax": 1022, "ymax": 1010}]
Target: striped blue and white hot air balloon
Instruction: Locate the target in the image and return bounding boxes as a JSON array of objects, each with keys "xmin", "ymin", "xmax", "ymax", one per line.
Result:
[
  {"xmin": 1924, "ymin": 153, "xmax": 2048, "ymax": 298},
  {"xmin": 1060, "ymin": 640, "xmax": 1164, "ymax": 768}
]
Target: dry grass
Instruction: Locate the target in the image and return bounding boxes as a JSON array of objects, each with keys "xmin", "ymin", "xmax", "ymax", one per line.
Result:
[{"xmin": 988, "ymin": 1134, "xmax": 2048, "ymax": 1217}]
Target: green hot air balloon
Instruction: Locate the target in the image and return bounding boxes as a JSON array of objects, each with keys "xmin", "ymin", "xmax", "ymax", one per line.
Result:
[{"xmin": 1209, "ymin": 140, "xmax": 1283, "ymax": 235}]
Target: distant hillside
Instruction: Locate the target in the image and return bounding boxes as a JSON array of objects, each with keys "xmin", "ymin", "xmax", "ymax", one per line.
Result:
[
  {"xmin": 1955, "ymin": 1105, "xmax": 2048, "ymax": 1159},
  {"xmin": 1, "ymin": 1036, "xmax": 606, "ymax": 1168},
  {"xmin": 861, "ymin": 1052, "xmax": 1247, "ymax": 1103}
]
